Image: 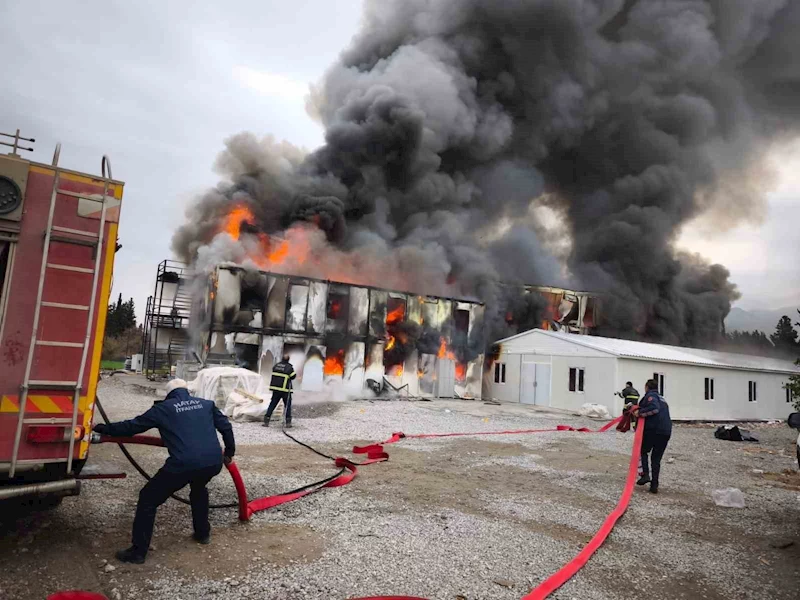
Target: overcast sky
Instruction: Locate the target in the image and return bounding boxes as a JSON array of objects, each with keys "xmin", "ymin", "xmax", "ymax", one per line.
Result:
[{"xmin": 2, "ymin": 0, "xmax": 797, "ymax": 324}]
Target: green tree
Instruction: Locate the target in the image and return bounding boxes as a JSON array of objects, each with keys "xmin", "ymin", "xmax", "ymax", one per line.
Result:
[
  {"xmin": 104, "ymin": 294, "xmax": 138, "ymax": 339},
  {"xmin": 771, "ymin": 314, "xmax": 799, "ymax": 356}
]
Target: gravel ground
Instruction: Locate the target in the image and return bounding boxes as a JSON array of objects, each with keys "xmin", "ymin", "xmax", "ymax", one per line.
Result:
[{"xmin": 1, "ymin": 375, "xmax": 799, "ymax": 600}]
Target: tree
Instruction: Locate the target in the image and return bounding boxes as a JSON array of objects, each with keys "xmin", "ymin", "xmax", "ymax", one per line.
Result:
[
  {"xmin": 786, "ymin": 360, "xmax": 800, "ymax": 412},
  {"xmin": 106, "ymin": 294, "xmax": 137, "ymax": 338},
  {"xmin": 771, "ymin": 314, "xmax": 799, "ymax": 356}
]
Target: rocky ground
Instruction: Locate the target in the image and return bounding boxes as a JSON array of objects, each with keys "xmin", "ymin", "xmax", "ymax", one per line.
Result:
[{"xmin": 1, "ymin": 375, "xmax": 799, "ymax": 600}]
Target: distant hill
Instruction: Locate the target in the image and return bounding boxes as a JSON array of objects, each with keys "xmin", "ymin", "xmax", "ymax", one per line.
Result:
[{"xmin": 725, "ymin": 306, "xmax": 798, "ymax": 334}]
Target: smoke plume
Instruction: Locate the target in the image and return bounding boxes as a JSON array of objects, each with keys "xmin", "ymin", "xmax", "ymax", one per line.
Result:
[{"xmin": 173, "ymin": 0, "xmax": 800, "ymax": 349}]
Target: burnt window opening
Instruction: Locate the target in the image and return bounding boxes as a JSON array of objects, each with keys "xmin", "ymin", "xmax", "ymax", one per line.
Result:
[
  {"xmin": 384, "ymin": 297, "xmax": 408, "ymax": 375},
  {"xmin": 324, "ymin": 340, "xmax": 347, "ymax": 377},
  {"xmin": 234, "ymin": 343, "xmax": 259, "ymax": 372},
  {"xmin": 386, "ymin": 297, "xmax": 406, "ymax": 325},
  {"xmin": 240, "ymin": 274, "xmax": 267, "ymax": 312},
  {"xmin": 326, "ymin": 286, "xmax": 350, "ymax": 334}
]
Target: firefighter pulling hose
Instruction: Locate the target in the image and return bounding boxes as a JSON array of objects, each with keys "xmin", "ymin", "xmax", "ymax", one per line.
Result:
[{"xmin": 92, "ymin": 379, "xmax": 236, "ymax": 564}]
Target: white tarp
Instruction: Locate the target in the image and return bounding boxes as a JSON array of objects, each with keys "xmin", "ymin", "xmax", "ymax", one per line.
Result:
[
  {"xmin": 578, "ymin": 403, "xmax": 611, "ymax": 419},
  {"xmin": 224, "ymin": 388, "xmax": 282, "ymax": 422},
  {"xmin": 188, "ymin": 366, "xmax": 266, "ymax": 408}
]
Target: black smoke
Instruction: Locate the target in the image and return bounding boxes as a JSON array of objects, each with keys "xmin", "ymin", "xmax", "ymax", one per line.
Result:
[{"xmin": 173, "ymin": 0, "xmax": 800, "ymax": 349}]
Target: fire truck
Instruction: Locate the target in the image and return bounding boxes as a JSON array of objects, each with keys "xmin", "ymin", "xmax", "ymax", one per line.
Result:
[{"xmin": 0, "ymin": 129, "xmax": 124, "ymax": 506}]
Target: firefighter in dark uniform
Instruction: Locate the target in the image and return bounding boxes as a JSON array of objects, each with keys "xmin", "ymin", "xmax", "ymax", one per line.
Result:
[
  {"xmin": 617, "ymin": 381, "xmax": 640, "ymax": 430},
  {"xmin": 93, "ymin": 379, "xmax": 235, "ymax": 564},
  {"xmin": 618, "ymin": 381, "xmax": 640, "ymax": 405},
  {"xmin": 632, "ymin": 379, "xmax": 672, "ymax": 494},
  {"xmin": 263, "ymin": 354, "xmax": 296, "ymax": 428}
]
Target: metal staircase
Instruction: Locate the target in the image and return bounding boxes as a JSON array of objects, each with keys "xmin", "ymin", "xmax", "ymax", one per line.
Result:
[{"xmin": 141, "ymin": 260, "xmax": 193, "ymax": 379}]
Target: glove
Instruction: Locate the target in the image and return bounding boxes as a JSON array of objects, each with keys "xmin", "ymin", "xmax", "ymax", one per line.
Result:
[
  {"xmin": 223, "ymin": 455, "xmax": 233, "ymax": 466},
  {"xmin": 93, "ymin": 423, "xmax": 108, "ymax": 435}
]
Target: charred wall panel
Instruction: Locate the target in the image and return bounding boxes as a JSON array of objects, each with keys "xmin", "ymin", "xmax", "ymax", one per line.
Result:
[
  {"xmin": 365, "ymin": 343, "xmax": 385, "ymax": 384},
  {"xmin": 418, "ymin": 354, "xmax": 437, "ymax": 397},
  {"xmin": 348, "ymin": 287, "xmax": 369, "ymax": 336},
  {"xmin": 302, "ymin": 344, "xmax": 325, "ymax": 391},
  {"xmin": 259, "ymin": 335, "xmax": 284, "ymax": 379},
  {"xmin": 344, "ymin": 342, "xmax": 366, "ymax": 390},
  {"xmin": 407, "ymin": 296, "xmax": 423, "ymax": 325},
  {"xmin": 369, "ymin": 290, "xmax": 388, "ymax": 338},
  {"xmin": 266, "ymin": 277, "xmax": 289, "ymax": 328},
  {"xmin": 286, "ymin": 282, "xmax": 309, "ymax": 332},
  {"xmin": 214, "ymin": 269, "xmax": 241, "ymax": 325},
  {"xmin": 307, "ymin": 281, "xmax": 328, "ymax": 334}
]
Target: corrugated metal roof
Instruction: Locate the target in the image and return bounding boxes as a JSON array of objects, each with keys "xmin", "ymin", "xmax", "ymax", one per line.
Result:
[{"xmin": 500, "ymin": 329, "xmax": 800, "ymax": 374}]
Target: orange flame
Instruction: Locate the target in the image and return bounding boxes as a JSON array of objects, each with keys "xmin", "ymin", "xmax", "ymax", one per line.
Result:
[
  {"xmin": 324, "ymin": 349, "xmax": 345, "ymax": 376},
  {"xmin": 437, "ymin": 337, "xmax": 456, "ymax": 360},
  {"xmin": 223, "ymin": 204, "xmax": 256, "ymax": 239},
  {"xmin": 455, "ymin": 362, "xmax": 467, "ymax": 382},
  {"xmin": 386, "ymin": 335, "xmax": 396, "ymax": 351},
  {"xmin": 388, "ymin": 364, "xmax": 404, "ymax": 377},
  {"xmin": 386, "ymin": 304, "xmax": 405, "ymax": 325}
]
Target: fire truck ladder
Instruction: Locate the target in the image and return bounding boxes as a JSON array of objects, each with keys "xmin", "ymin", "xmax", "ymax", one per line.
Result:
[{"xmin": 9, "ymin": 151, "xmax": 113, "ymax": 478}]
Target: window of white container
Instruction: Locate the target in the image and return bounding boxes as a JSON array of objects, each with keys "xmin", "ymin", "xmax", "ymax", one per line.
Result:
[
  {"xmin": 704, "ymin": 377, "xmax": 714, "ymax": 401},
  {"xmin": 788, "ymin": 387, "xmax": 795, "ymax": 403},
  {"xmin": 569, "ymin": 367, "xmax": 585, "ymax": 393},
  {"xmin": 748, "ymin": 380, "xmax": 757, "ymax": 402},
  {"xmin": 652, "ymin": 372, "xmax": 665, "ymax": 396},
  {"xmin": 494, "ymin": 362, "xmax": 506, "ymax": 384}
]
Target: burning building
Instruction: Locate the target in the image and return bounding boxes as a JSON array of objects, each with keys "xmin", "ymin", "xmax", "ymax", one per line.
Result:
[
  {"xmin": 171, "ymin": 2, "xmax": 799, "ymax": 362},
  {"xmin": 191, "ymin": 265, "xmax": 485, "ymax": 399}
]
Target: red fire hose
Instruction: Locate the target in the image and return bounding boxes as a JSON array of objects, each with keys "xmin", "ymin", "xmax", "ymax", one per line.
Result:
[{"xmin": 97, "ymin": 413, "xmax": 640, "ymax": 600}]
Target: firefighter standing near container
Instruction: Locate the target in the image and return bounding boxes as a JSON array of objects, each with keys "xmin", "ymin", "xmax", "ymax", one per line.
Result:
[
  {"xmin": 617, "ymin": 381, "xmax": 641, "ymax": 431},
  {"xmin": 263, "ymin": 354, "xmax": 296, "ymax": 428},
  {"xmin": 618, "ymin": 381, "xmax": 640, "ymax": 405},
  {"xmin": 93, "ymin": 379, "xmax": 235, "ymax": 564}
]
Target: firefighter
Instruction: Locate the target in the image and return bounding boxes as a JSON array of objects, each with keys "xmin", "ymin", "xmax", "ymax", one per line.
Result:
[
  {"xmin": 93, "ymin": 379, "xmax": 235, "ymax": 564},
  {"xmin": 618, "ymin": 381, "xmax": 640, "ymax": 405},
  {"xmin": 617, "ymin": 381, "xmax": 640, "ymax": 431},
  {"xmin": 263, "ymin": 353, "xmax": 296, "ymax": 428},
  {"xmin": 632, "ymin": 379, "xmax": 672, "ymax": 494}
]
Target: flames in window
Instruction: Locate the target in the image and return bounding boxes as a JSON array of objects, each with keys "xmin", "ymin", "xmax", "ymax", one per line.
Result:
[
  {"xmin": 437, "ymin": 337, "xmax": 467, "ymax": 382},
  {"xmin": 324, "ymin": 348, "xmax": 345, "ymax": 376}
]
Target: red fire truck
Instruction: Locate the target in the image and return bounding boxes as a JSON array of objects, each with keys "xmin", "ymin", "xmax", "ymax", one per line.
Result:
[{"xmin": 0, "ymin": 129, "xmax": 124, "ymax": 506}]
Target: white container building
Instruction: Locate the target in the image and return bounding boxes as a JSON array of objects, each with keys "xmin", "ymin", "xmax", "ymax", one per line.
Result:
[{"xmin": 486, "ymin": 329, "xmax": 799, "ymax": 420}]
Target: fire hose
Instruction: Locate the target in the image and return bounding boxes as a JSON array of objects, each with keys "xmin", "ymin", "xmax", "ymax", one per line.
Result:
[
  {"xmin": 93, "ymin": 396, "xmax": 356, "ymax": 514},
  {"xmin": 94, "ymin": 395, "xmax": 644, "ymax": 599}
]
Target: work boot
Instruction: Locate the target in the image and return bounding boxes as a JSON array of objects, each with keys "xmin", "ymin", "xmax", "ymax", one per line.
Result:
[
  {"xmin": 262, "ymin": 420, "xmax": 270, "ymax": 428},
  {"xmin": 649, "ymin": 485, "xmax": 659, "ymax": 494},
  {"xmin": 636, "ymin": 476, "xmax": 651, "ymax": 486},
  {"xmin": 192, "ymin": 532, "xmax": 210, "ymax": 545},
  {"xmin": 116, "ymin": 547, "xmax": 146, "ymax": 564},
  {"xmin": 284, "ymin": 421, "xmax": 293, "ymax": 429}
]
